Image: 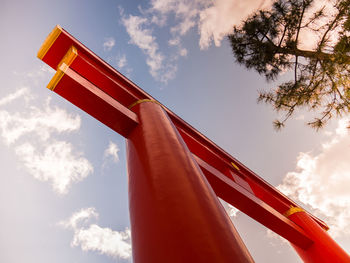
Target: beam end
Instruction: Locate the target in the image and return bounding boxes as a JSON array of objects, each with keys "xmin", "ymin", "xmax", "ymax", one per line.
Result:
[{"xmin": 37, "ymin": 25, "xmax": 62, "ymax": 60}]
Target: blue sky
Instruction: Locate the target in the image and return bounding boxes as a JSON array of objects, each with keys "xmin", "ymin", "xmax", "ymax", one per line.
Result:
[{"xmin": 1, "ymin": 0, "xmax": 350, "ymax": 262}]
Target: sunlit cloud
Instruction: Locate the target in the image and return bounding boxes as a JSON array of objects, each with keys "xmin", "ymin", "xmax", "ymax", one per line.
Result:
[
  {"xmin": 73, "ymin": 225, "xmax": 131, "ymax": 260},
  {"xmin": 121, "ymin": 0, "xmax": 339, "ymax": 84},
  {"xmin": 13, "ymin": 65, "xmax": 55, "ymax": 86},
  {"xmin": 278, "ymin": 117, "xmax": 350, "ymax": 237},
  {"xmin": 60, "ymin": 207, "xmax": 99, "ymax": 229},
  {"xmin": 116, "ymin": 54, "xmax": 127, "ymax": 69},
  {"xmin": 0, "ymin": 84, "xmax": 93, "ymax": 195},
  {"xmin": 16, "ymin": 141, "xmax": 93, "ymax": 194},
  {"xmin": 220, "ymin": 199, "xmax": 240, "ymax": 218},
  {"xmin": 121, "ymin": 14, "xmax": 174, "ymax": 83},
  {"xmin": 168, "ymin": 37, "xmax": 180, "ymax": 46},
  {"xmin": 298, "ymin": 0, "xmax": 340, "ymax": 51},
  {"xmin": 198, "ymin": 0, "xmax": 273, "ymax": 49},
  {"xmin": 103, "ymin": 37, "xmax": 116, "ymax": 51},
  {"xmin": 0, "ymin": 87, "xmax": 30, "ymax": 106},
  {"xmin": 179, "ymin": 48, "xmax": 188, "ymax": 57},
  {"xmin": 104, "ymin": 141, "xmax": 120, "ymax": 163},
  {"xmin": 294, "ymin": 115, "xmax": 305, "ymax": 121},
  {"xmin": 60, "ymin": 208, "xmax": 132, "ymax": 260},
  {"xmin": 120, "ymin": 0, "xmax": 275, "ymax": 83},
  {"xmin": 0, "ymin": 98, "xmax": 80, "ymax": 145}
]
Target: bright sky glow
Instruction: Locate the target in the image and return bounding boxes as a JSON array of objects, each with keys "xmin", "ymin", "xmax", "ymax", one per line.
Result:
[{"xmin": 0, "ymin": 0, "xmax": 349, "ymax": 262}]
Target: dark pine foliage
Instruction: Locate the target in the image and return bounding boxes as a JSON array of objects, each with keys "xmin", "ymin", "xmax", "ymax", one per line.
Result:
[{"xmin": 228, "ymin": 0, "xmax": 350, "ymax": 130}]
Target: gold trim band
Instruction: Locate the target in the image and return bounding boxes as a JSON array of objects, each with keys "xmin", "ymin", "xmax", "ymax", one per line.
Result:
[
  {"xmin": 231, "ymin": 162, "xmax": 240, "ymax": 171},
  {"xmin": 57, "ymin": 46, "xmax": 78, "ymax": 70},
  {"xmin": 47, "ymin": 46, "xmax": 78, "ymax": 91},
  {"xmin": 284, "ymin": 206, "xmax": 330, "ymax": 231},
  {"xmin": 284, "ymin": 206, "xmax": 304, "ymax": 218},
  {"xmin": 47, "ymin": 63, "xmax": 68, "ymax": 91},
  {"xmin": 37, "ymin": 25, "xmax": 62, "ymax": 60},
  {"xmin": 128, "ymin": 99, "xmax": 162, "ymax": 109}
]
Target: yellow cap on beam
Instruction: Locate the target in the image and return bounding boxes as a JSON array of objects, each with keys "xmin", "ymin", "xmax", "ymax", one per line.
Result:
[
  {"xmin": 37, "ymin": 25, "xmax": 63, "ymax": 60},
  {"xmin": 46, "ymin": 46, "xmax": 78, "ymax": 91}
]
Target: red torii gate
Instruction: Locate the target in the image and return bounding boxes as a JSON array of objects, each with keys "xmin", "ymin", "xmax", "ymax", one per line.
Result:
[{"xmin": 37, "ymin": 25, "xmax": 350, "ymax": 263}]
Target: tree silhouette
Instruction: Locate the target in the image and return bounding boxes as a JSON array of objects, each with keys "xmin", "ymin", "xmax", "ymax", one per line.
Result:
[{"xmin": 228, "ymin": 0, "xmax": 350, "ymax": 129}]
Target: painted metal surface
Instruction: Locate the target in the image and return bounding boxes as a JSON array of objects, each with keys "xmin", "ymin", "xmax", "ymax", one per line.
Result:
[
  {"xmin": 194, "ymin": 154, "xmax": 313, "ymax": 249},
  {"xmin": 36, "ymin": 25, "xmax": 350, "ymax": 262},
  {"xmin": 126, "ymin": 101, "xmax": 254, "ymax": 262},
  {"xmin": 51, "ymin": 63, "xmax": 138, "ymax": 137},
  {"xmin": 37, "ymin": 24, "xmax": 328, "ymax": 231},
  {"xmin": 286, "ymin": 209, "xmax": 350, "ymax": 263},
  {"xmin": 45, "ymin": 59, "xmax": 316, "ymax": 247}
]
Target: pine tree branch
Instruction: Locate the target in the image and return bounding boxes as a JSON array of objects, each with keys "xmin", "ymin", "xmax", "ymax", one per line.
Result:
[{"xmin": 274, "ymin": 45, "xmax": 350, "ymax": 62}]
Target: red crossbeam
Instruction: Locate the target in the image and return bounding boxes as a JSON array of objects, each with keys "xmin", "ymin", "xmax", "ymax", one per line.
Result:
[
  {"xmin": 194, "ymin": 154, "xmax": 312, "ymax": 249},
  {"xmin": 50, "ymin": 63, "xmax": 138, "ymax": 137},
  {"xmin": 37, "ymin": 25, "xmax": 328, "ymax": 242}
]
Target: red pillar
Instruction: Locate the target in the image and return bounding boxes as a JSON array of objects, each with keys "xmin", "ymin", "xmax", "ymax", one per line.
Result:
[
  {"xmin": 286, "ymin": 207, "xmax": 350, "ymax": 263},
  {"xmin": 126, "ymin": 100, "xmax": 254, "ymax": 263}
]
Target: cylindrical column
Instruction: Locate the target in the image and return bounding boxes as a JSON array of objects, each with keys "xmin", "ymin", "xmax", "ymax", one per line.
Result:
[
  {"xmin": 286, "ymin": 207, "xmax": 350, "ymax": 263},
  {"xmin": 126, "ymin": 100, "xmax": 254, "ymax": 263}
]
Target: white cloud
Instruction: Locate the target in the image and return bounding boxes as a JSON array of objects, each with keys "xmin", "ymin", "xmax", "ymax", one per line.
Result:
[
  {"xmin": 120, "ymin": 0, "xmax": 340, "ymax": 82},
  {"xmin": 120, "ymin": 0, "xmax": 274, "ymax": 83},
  {"xmin": 179, "ymin": 48, "xmax": 188, "ymax": 57},
  {"xmin": 0, "ymin": 87, "xmax": 93, "ymax": 195},
  {"xmin": 149, "ymin": 0, "xmax": 205, "ymax": 53},
  {"xmin": 148, "ymin": 0, "xmax": 273, "ymax": 50},
  {"xmin": 60, "ymin": 207, "xmax": 98, "ymax": 230},
  {"xmin": 277, "ymin": 117, "xmax": 350, "ymax": 237},
  {"xmin": 73, "ymin": 225, "xmax": 131, "ymax": 260},
  {"xmin": 103, "ymin": 37, "xmax": 116, "ymax": 51},
  {"xmin": 294, "ymin": 114, "xmax": 305, "ymax": 121},
  {"xmin": 13, "ymin": 65, "xmax": 55, "ymax": 86},
  {"xmin": 121, "ymin": 12, "xmax": 181, "ymax": 83},
  {"xmin": 168, "ymin": 37, "xmax": 180, "ymax": 46},
  {"xmin": 16, "ymin": 141, "xmax": 93, "ymax": 194},
  {"xmin": 0, "ymin": 87, "xmax": 29, "ymax": 106},
  {"xmin": 0, "ymin": 98, "xmax": 80, "ymax": 145},
  {"xmin": 226, "ymin": 203, "xmax": 239, "ymax": 217},
  {"xmin": 121, "ymin": 14, "xmax": 166, "ymax": 80},
  {"xmin": 104, "ymin": 141, "xmax": 120, "ymax": 163},
  {"xmin": 198, "ymin": 0, "xmax": 340, "ymax": 51},
  {"xmin": 198, "ymin": 0, "xmax": 273, "ymax": 49},
  {"xmin": 298, "ymin": 0, "xmax": 339, "ymax": 51},
  {"xmin": 116, "ymin": 54, "xmax": 127, "ymax": 69},
  {"xmin": 60, "ymin": 208, "xmax": 132, "ymax": 260},
  {"xmin": 219, "ymin": 198, "xmax": 240, "ymax": 218},
  {"xmin": 113, "ymin": 53, "xmax": 133, "ymax": 76}
]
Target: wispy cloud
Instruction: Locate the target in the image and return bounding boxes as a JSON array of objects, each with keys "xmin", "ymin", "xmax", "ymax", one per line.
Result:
[
  {"xmin": 103, "ymin": 37, "xmax": 116, "ymax": 51},
  {"xmin": 198, "ymin": 0, "xmax": 273, "ymax": 49},
  {"xmin": 0, "ymin": 98, "xmax": 80, "ymax": 145},
  {"xmin": 72, "ymin": 225, "xmax": 131, "ymax": 260},
  {"xmin": 104, "ymin": 141, "xmax": 120, "ymax": 163},
  {"xmin": 219, "ymin": 199, "xmax": 240, "ymax": 218},
  {"xmin": 179, "ymin": 48, "xmax": 188, "ymax": 57},
  {"xmin": 16, "ymin": 141, "xmax": 93, "ymax": 194},
  {"xmin": 147, "ymin": 0, "xmax": 274, "ymax": 50},
  {"xmin": 13, "ymin": 65, "xmax": 55, "ymax": 86},
  {"xmin": 0, "ymin": 82, "xmax": 93, "ymax": 194},
  {"xmin": 60, "ymin": 207, "xmax": 98, "ymax": 229},
  {"xmin": 0, "ymin": 87, "xmax": 30, "ymax": 106},
  {"xmin": 60, "ymin": 208, "xmax": 132, "ymax": 260},
  {"xmin": 226, "ymin": 203, "xmax": 239, "ymax": 217},
  {"xmin": 120, "ymin": 0, "xmax": 273, "ymax": 83},
  {"xmin": 116, "ymin": 54, "xmax": 127, "ymax": 69},
  {"xmin": 121, "ymin": 14, "xmax": 175, "ymax": 83},
  {"xmin": 278, "ymin": 117, "xmax": 350, "ymax": 237}
]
